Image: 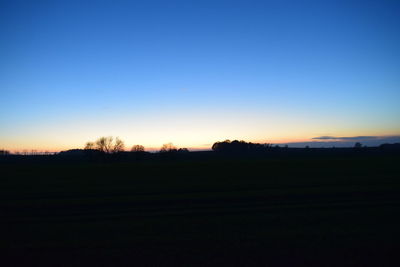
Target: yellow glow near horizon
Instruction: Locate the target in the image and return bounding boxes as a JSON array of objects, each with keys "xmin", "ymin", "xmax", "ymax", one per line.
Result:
[
  {"xmin": 1, "ymin": 107, "xmax": 399, "ymax": 152},
  {"xmin": 3, "ymin": 130, "xmax": 400, "ymax": 153}
]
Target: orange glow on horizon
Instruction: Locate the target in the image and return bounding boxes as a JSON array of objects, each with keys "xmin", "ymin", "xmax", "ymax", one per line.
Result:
[
  {"xmin": 2, "ymin": 137, "xmax": 318, "ymax": 153},
  {"xmin": 4, "ymin": 135, "xmax": 392, "ymax": 153}
]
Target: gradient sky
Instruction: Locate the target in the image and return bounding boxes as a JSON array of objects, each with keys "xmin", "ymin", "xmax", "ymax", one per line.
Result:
[{"xmin": 1, "ymin": 0, "xmax": 399, "ymax": 151}]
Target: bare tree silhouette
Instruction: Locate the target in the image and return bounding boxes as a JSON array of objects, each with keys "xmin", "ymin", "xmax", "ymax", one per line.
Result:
[
  {"xmin": 85, "ymin": 136, "xmax": 125, "ymax": 153},
  {"xmin": 84, "ymin": 142, "xmax": 95, "ymax": 150},
  {"xmin": 160, "ymin": 143, "xmax": 177, "ymax": 153},
  {"xmin": 95, "ymin": 137, "xmax": 113, "ymax": 153},
  {"xmin": 114, "ymin": 137, "xmax": 125, "ymax": 153}
]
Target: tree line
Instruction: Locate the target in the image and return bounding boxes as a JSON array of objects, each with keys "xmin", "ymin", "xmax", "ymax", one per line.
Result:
[
  {"xmin": 83, "ymin": 136, "xmax": 188, "ymax": 153},
  {"xmin": 2, "ymin": 138, "xmax": 400, "ymax": 157},
  {"xmin": 82, "ymin": 137, "xmax": 279, "ymax": 154},
  {"xmin": 211, "ymin": 139, "xmax": 288, "ymax": 153}
]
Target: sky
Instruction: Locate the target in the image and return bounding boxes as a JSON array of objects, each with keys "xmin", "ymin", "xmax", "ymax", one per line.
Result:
[{"xmin": 1, "ymin": 0, "xmax": 399, "ymax": 151}]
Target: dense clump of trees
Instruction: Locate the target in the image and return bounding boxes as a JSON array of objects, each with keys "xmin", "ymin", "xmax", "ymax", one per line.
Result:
[
  {"xmin": 379, "ymin": 143, "xmax": 400, "ymax": 150},
  {"xmin": 212, "ymin": 140, "xmax": 271, "ymax": 153}
]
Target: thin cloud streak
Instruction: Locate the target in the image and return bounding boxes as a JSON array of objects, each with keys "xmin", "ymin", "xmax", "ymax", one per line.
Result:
[{"xmin": 312, "ymin": 136, "xmax": 378, "ymax": 141}]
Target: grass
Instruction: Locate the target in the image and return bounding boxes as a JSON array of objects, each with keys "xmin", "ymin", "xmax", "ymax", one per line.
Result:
[{"xmin": 1, "ymin": 155, "xmax": 400, "ymax": 266}]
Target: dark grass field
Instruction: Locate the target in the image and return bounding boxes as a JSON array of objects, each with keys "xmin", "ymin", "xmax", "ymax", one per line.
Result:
[{"xmin": 1, "ymin": 155, "xmax": 400, "ymax": 266}]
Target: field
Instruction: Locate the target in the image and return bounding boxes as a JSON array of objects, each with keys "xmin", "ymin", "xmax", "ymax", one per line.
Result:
[{"xmin": 2, "ymin": 155, "xmax": 400, "ymax": 266}]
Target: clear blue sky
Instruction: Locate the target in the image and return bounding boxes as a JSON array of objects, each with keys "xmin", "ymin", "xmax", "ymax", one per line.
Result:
[{"xmin": 1, "ymin": 0, "xmax": 399, "ymax": 151}]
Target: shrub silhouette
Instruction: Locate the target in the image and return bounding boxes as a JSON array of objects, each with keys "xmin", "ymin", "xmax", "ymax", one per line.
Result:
[{"xmin": 131, "ymin": 145, "xmax": 145, "ymax": 152}]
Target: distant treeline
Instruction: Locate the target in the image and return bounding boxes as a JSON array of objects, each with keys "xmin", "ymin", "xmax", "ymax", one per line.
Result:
[
  {"xmin": 211, "ymin": 140, "xmax": 400, "ymax": 153},
  {"xmin": 1, "ymin": 138, "xmax": 400, "ymax": 160},
  {"xmin": 212, "ymin": 140, "xmax": 277, "ymax": 153}
]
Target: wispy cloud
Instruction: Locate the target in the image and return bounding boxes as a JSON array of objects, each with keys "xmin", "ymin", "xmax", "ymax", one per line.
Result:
[{"xmin": 312, "ymin": 136, "xmax": 378, "ymax": 141}]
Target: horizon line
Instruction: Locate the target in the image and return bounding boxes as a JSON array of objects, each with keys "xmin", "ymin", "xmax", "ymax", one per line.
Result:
[{"xmin": 3, "ymin": 135, "xmax": 400, "ymax": 153}]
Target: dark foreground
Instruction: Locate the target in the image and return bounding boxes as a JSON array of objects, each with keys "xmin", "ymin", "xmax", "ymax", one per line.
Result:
[{"xmin": 1, "ymin": 155, "xmax": 400, "ymax": 266}]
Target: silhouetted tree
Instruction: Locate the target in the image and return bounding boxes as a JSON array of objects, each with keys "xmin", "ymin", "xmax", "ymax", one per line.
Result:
[
  {"xmin": 85, "ymin": 142, "xmax": 95, "ymax": 150},
  {"xmin": 160, "ymin": 143, "xmax": 177, "ymax": 153},
  {"xmin": 131, "ymin": 145, "xmax": 145, "ymax": 152},
  {"xmin": 113, "ymin": 137, "xmax": 125, "ymax": 152},
  {"xmin": 85, "ymin": 136, "xmax": 125, "ymax": 153},
  {"xmin": 212, "ymin": 140, "xmax": 231, "ymax": 152},
  {"xmin": 354, "ymin": 142, "xmax": 362, "ymax": 149},
  {"xmin": 96, "ymin": 137, "xmax": 113, "ymax": 153}
]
